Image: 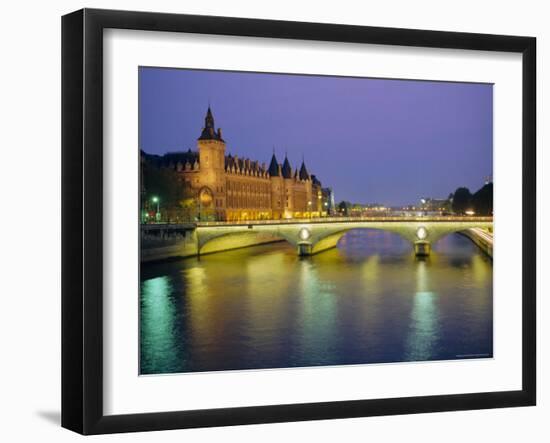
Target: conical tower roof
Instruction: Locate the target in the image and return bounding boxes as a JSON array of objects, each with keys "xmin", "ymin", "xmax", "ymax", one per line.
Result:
[
  {"xmin": 299, "ymin": 160, "xmax": 310, "ymax": 180},
  {"xmin": 198, "ymin": 106, "xmax": 224, "ymax": 141},
  {"xmin": 282, "ymin": 155, "xmax": 292, "ymax": 179},
  {"xmin": 268, "ymin": 153, "xmax": 280, "ymax": 176}
]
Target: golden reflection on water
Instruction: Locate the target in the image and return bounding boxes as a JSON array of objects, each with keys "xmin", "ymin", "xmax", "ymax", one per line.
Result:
[
  {"xmin": 243, "ymin": 251, "xmax": 294, "ymax": 355},
  {"xmin": 297, "ymin": 260, "xmax": 338, "ymax": 363},
  {"xmin": 140, "ymin": 230, "xmax": 493, "ymax": 374},
  {"xmin": 405, "ymin": 259, "xmax": 440, "ymax": 360}
]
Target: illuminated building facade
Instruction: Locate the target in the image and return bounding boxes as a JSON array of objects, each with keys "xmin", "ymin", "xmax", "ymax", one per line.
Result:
[{"xmin": 142, "ymin": 107, "xmax": 329, "ymax": 221}]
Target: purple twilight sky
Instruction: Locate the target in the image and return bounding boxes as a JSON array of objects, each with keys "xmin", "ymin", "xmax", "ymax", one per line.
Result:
[{"xmin": 139, "ymin": 67, "xmax": 493, "ymax": 206}]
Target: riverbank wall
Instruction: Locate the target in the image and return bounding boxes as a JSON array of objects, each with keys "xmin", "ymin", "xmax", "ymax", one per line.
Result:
[
  {"xmin": 141, "ymin": 224, "xmax": 283, "ymax": 263},
  {"xmin": 459, "ymin": 228, "xmax": 493, "ymax": 259}
]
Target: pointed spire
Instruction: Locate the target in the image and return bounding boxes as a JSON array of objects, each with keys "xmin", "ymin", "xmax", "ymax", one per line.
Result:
[
  {"xmin": 299, "ymin": 158, "xmax": 310, "ymax": 180},
  {"xmin": 205, "ymin": 106, "xmax": 214, "ymax": 128},
  {"xmin": 282, "ymin": 154, "xmax": 292, "ymax": 179},
  {"xmin": 268, "ymin": 151, "xmax": 280, "ymax": 176},
  {"xmin": 198, "ymin": 106, "xmax": 224, "ymax": 142}
]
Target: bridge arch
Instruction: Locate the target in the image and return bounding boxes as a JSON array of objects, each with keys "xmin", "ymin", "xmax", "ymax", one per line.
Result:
[
  {"xmin": 299, "ymin": 222, "xmax": 493, "ymax": 256},
  {"xmin": 197, "ymin": 229, "xmax": 293, "ymax": 255},
  {"xmin": 308, "ymin": 227, "xmax": 413, "ymax": 255},
  {"xmin": 195, "ymin": 218, "xmax": 493, "ymax": 257}
]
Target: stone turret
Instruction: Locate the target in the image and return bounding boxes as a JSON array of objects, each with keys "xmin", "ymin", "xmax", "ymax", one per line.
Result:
[
  {"xmin": 268, "ymin": 152, "xmax": 284, "ymax": 218},
  {"xmin": 281, "ymin": 155, "xmax": 294, "ymax": 215},
  {"xmin": 197, "ymin": 107, "xmax": 226, "ymax": 219}
]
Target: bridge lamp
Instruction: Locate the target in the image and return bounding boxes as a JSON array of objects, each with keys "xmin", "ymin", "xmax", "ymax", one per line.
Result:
[
  {"xmin": 416, "ymin": 226, "xmax": 428, "ymax": 240},
  {"xmin": 299, "ymin": 227, "xmax": 311, "ymax": 241}
]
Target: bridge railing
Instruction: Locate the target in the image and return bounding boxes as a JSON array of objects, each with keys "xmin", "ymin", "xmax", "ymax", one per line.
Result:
[
  {"xmin": 139, "ymin": 216, "xmax": 493, "ymax": 230},
  {"xmin": 192, "ymin": 215, "xmax": 493, "ymax": 228},
  {"xmin": 141, "ymin": 223, "xmax": 196, "ymax": 231}
]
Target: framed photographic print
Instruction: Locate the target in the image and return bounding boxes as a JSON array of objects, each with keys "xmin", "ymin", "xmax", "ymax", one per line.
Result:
[{"xmin": 62, "ymin": 8, "xmax": 536, "ymax": 435}]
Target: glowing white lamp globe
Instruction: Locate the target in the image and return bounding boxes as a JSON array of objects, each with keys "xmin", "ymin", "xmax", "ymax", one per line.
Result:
[
  {"xmin": 416, "ymin": 227, "xmax": 428, "ymax": 240},
  {"xmin": 299, "ymin": 227, "xmax": 311, "ymax": 241}
]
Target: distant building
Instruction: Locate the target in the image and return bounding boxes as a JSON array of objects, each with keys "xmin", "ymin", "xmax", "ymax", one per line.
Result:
[
  {"xmin": 141, "ymin": 107, "xmax": 329, "ymax": 221},
  {"xmin": 419, "ymin": 197, "xmax": 451, "ymax": 214},
  {"xmin": 349, "ymin": 203, "xmax": 390, "ymax": 216},
  {"xmin": 321, "ymin": 187, "xmax": 335, "ymax": 215}
]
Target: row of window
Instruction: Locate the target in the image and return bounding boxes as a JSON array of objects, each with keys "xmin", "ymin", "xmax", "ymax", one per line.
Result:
[
  {"xmin": 227, "ymin": 193, "xmax": 271, "ymax": 209},
  {"xmin": 227, "ymin": 180, "xmax": 270, "ymax": 195}
]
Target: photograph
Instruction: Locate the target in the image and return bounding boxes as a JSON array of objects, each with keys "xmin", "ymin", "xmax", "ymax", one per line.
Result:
[{"xmin": 138, "ymin": 67, "xmax": 494, "ymax": 375}]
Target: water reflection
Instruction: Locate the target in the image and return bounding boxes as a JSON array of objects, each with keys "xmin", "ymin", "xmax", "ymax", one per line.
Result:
[
  {"xmin": 405, "ymin": 260, "xmax": 440, "ymax": 360},
  {"xmin": 139, "ymin": 276, "xmax": 184, "ymax": 373},
  {"xmin": 140, "ymin": 230, "xmax": 493, "ymax": 374}
]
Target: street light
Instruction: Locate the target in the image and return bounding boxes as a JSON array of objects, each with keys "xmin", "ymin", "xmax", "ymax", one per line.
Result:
[
  {"xmin": 299, "ymin": 227, "xmax": 311, "ymax": 241},
  {"xmin": 416, "ymin": 226, "xmax": 428, "ymax": 240},
  {"xmin": 152, "ymin": 196, "xmax": 160, "ymax": 222}
]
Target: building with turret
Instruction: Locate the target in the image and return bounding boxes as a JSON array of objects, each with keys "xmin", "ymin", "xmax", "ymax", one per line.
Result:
[{"xmin": 141, "ymin": 107, "xmax": 330, "ymax": 221}]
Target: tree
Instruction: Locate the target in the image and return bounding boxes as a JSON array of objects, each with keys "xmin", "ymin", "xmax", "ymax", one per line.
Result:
[
  {"xmin": 472, "ymin": 183, "xmax": 493, "ymax": 215},
  {"xmin": 141, "ymin": 163, "xmax": 193, "ymax": 222},
  {"xmin": 179, "ymin": 195, "xmax": 198, "ymax": 221},
  {"xmin": 451, "ymin": 187, "xmax": 472, "ymax": 215},
  {"xmin": 337, "ymin": 201, "xmax": 352, "ymax": 216}
]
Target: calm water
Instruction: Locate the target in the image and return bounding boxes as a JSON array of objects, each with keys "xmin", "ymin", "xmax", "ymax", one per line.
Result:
[{"xmin": 140, "ymin": 230, "xmax": 493, "ymax": 374}]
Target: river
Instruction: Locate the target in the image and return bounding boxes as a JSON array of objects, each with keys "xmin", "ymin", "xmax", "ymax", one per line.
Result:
[{"xmin": 140, "ymin": 229, "xmax": 493, "ymax": 374}]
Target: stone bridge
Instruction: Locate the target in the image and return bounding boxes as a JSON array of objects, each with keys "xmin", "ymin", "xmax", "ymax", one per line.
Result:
[{"xmin": 195, "ymin": 216, "xmax": 493, "ymax": 256}]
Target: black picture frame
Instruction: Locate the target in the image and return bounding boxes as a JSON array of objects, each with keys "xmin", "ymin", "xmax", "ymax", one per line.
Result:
[{"xmin": 62, "ymin": 8, "xmax": 536, "ymax": 435}]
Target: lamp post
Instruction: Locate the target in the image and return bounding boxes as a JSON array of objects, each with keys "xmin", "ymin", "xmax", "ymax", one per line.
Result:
[{"xmin": 152, "ymin": 196, "xmax": 160, "ymax": 222}]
